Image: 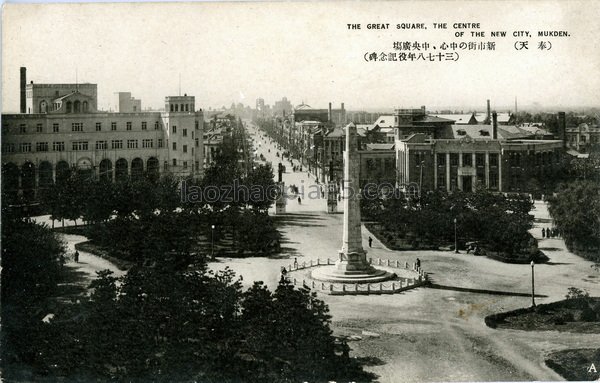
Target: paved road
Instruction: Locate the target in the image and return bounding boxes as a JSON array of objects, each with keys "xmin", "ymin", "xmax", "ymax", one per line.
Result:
[
  {"xmin": 248, "ymin": 124, "xmax": 342, "ymax": 215},
  {"xmin": 217, "ymin": 122, "xmax": 600, "ymax": 382}
]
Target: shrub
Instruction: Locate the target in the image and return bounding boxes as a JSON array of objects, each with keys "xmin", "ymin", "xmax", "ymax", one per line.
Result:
[
  {"xmin": 580, "ymin": 307, "xmax": 597, "ymax": 322},
  {"xmin": 565, "ymin": 287, "xmax": 590, "ymax": 300}
]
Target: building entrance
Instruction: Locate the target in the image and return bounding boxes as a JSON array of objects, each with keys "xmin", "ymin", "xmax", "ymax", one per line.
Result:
[{"xmin": 462, "ymin": 176, "xmax": 472, "ymax": 192}]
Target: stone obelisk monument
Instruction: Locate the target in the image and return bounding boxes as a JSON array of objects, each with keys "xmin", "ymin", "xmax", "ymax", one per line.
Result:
[{"xmin": 312, "ymin": 123, "xmax": 393, "ymax": 283}]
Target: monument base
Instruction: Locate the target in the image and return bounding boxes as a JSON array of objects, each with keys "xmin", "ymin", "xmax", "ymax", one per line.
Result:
[
  {"xmin": 311, "ymin": 266, "xmax": 395, "ymax": 283},
  {"xmin": 327, "ymin": 202, "xmax": 337, "ymax": 213},
  {"xmin": 311, "ymin": 251, "xmax": 396, "ymax": 283}
]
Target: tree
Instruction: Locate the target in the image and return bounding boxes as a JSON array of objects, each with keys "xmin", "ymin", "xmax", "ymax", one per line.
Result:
[
  {"xmin": 1, "ymin": 218, "xmax": 66, "ymax": 372},
  {"xmin": 244, "ymin": 163, "xmax": 276, "ymax": 212},
  {"xmin": 548, "ymin": 180, "xmax": 600, "ymax": 261}
]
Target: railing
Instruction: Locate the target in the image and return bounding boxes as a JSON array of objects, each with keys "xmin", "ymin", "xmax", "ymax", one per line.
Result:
[
  {"xmin": 290, "ymin": 276, "xmax": 427, "ymax": 295},
  {"xmin": 286, "ymin": 257, "xmax": 426, "ymax": 274},
  {"xmin": 284, "ymin": 257, "xmax": 429, "ymax": 295}
]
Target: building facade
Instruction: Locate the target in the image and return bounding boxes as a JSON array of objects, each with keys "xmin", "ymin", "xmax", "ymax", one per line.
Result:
[
  {"xmin": 566, "ymin": 123, "xmax": 600, "ymax": 152},
  {"xmin": 1, "ymin": 68, "xmax": 204, "ymax": 200},
  {"xmin": 395, "ymin": 112, "xmax": 565, "ymax": 193}
]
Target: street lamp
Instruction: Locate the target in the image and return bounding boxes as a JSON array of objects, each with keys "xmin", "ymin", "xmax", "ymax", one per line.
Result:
[
  {"xmin": 454, "ymin": 218, "xmax": 458, "ymax": 253},
  {"xmin": 531, "ymin": 261, "xmax": 536, "ymax": 307},
  {"xmin": 211, "ymin": 225, "xmax": 215, "ymax": 260}
]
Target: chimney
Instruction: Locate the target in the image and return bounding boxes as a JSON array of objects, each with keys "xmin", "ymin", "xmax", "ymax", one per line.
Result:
[
  {"xmin": 492, "ymin": 111, "xmax": 498, "ymax": 139},
  {"xmin": 328, "ymin": 102, "xmax": 332, "ymax": 122},
  {"xmin": 486, "ymin": 99, "xmax": 491, "ymax": 122},
  {"xmin": 558, "ymin": 112, "xmax": 566, "ymax": 149},
  {"xmin": 20, "ymin": 67, "xmax": 26, "ymax": 114},
  {"xmin": 341, "ymin": 102, "xmax": 345, "ymax": 124}
]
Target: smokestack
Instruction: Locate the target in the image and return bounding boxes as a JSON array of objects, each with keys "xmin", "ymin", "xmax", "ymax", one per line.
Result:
[
  {"xmin": 341, "ymin": 102, "xmax": 345, "ymax": 124},
  {"xmin": 328, "ymin": 102, "xmax": 332, "ymax": 122},
  {"xmin": 486, "ymin": 99, "xmax": 491, "ymax": 122},
  {"xmin": 20, "ymin": 67, "xmax": 26, "ymax": 114},
  {"xmin": 558, "ymin": 112, "xmax": 566, "ymax": 149},
  {"xmin": 492, "ymin": 111, "xmax": 498, "ymax": 140}
]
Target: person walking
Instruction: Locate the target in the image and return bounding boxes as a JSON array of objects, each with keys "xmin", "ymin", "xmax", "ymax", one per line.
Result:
[
  {"xmin": 368, "ymin": 236, "xmax": 373, "ymax": 248},
  {"xmin": 416, "ymin": 258, "xmax": 421, "ymax": 270},
  {"xmin": 74, "ymin": 250, "xmax": 80, "ymax": 263},
  {"xmin": 297, "ymin": 196, "xmax": 301, "ymax": 204},
  {"xmin": 542, "ymin": 227, "xmax": 546, "ymax": 238}
]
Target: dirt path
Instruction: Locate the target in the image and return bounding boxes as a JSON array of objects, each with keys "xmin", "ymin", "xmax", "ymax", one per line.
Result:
[{"xmin": 60, "ymin": 233, "xmax": 125, "ymax": 284}]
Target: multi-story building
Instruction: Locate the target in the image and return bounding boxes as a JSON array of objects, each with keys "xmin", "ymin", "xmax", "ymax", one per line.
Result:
[
  {"xmin": 566, "ymin": 123, "xmax": 600, "ymax": 152},
  {"xmin": 395, "ymin": 112, "xmax": 565, "ymax": 193},
  {"xmin": 1, "ymin": 67, "xmax": 204, "ymax": 200},
  {"xmin": 114, "ymin": 92, "xmax": 142, "ymax": 113}
]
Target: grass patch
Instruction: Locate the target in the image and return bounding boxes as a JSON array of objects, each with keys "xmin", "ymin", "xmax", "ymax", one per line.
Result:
[
  {"xmin": 364, "ymin": 222, "xmax": 440, "ymax": 251},
  {"xmin": 545, "ymin": 348, "xmax": 600, "ymax": 381},
  {"xmin": 485, "ymin": 297, "xmax": 600, "ymax": 333}
]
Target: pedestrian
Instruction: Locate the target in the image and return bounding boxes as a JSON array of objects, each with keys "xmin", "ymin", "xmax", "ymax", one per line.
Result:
[
  {"xmin": 542, "ymin": 228, "xmax": 546, "ymax": 238},
  {"xmin": 74, "ymin": 250, "xmax": 80, "ymax": 263},
  {"xmin": 297, "ymin": 196, "xmax": 301, "ymax": 204},
  {"xmin": 368, "ymin": 236, "xmax": 373, "ymax": 248},
  {"xmin": 293, "ymin": 257, "xmax": 298, "ymax": 269},
  {"xmin": 416, "ymin": 257, "xmax": 421, "ymax": 270}
]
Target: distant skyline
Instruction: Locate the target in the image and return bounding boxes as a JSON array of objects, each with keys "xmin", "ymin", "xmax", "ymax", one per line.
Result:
[{"xmin": 3, "ymin": 1, "xmax": 600, "ymax": 114}]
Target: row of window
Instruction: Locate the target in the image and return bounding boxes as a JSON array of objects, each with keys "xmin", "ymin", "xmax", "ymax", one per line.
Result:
[
  {"xmin": 10, "ymin": 121, "xmax": 202, "ymax": 134},
  {"xmin": 169, "ymin": 103, "xmax": 193, "ymax": 113},
  {"xmin": 433, "ymin": 153, "xmax": 499, "ymax": 167},
  {"xmin": 436, "ymin": 172, "xmax": 499, "ymax": 189},
  {"xmin": 10, "ymin": 121, "xmax": 163, "ymax": 133},
  {"xmin": 171, "ymin": 142, "xmax": 192, "ymax": 153},
  {"xmin": 3, "ymin": 138, "xmax": 165, "ymax": 153},
  {"xmin": 171, "ymin": 126, "xmax": 196, "ymax": 137},
  {"xmin": 169, "ymin": 160, "xmax": 202, "ymax": 170}
]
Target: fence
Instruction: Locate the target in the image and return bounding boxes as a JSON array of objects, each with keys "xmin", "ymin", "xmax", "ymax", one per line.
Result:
[{"xmin": 284, "ymin": 257, "xmax": 429, "ymax": 295}]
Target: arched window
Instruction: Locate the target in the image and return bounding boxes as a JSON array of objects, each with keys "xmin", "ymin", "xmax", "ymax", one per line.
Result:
[
  {"xmin": 39, "ymin": 161, "xmax": 53, "ymax": 187},
  {"xmin": 147, "ymin": 157, "xmax": 159, "ymax": 182},
  {"xmin": 131, "ymin": 158, "xmax": 144, "ymax": 181},
  {"xmin": 99, "ymin": 159, "xmax": 113, "ymax": 181},
  {"xmin": 170, "ymin": 104, "xmax": 174, "ymax": 112},
  {"xmin": 115, "ymin": 159, "xmax": 128, "ymax": 182},
  {"xmin": 74, "ymin": 100, "xmax": 81, "ymax": 113},
  {"xmin": 21, "ymin": 162, "xmax": 36, "ymax": 201},
  {"xmin": 2, "ymin": 163, "xmax": 20, "ymax": 192},
  {"xmin": 66, "ymin": 101, "xmax": 72, "ymax": 113},
  {"xmin": 83, "ymin": 101, "xmax": 88, "ymax": 112},
  {"xmin": 175, "ymin": 104, "xmax": 178, "ymax": 112}
]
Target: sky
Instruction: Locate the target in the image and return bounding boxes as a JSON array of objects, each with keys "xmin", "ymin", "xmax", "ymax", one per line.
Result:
[{"xmin": 2, "ymin": 1, "xmax": 600, "ymax": 113}]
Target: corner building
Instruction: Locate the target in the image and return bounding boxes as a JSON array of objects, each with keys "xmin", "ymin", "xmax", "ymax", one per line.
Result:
[
  {"xmin": 2, "ymin": 68, "xmax": 204, "ymax": 200},
  {"xmin": 395, "ymin": 109, "xmax": 565, "ymax": 193}
]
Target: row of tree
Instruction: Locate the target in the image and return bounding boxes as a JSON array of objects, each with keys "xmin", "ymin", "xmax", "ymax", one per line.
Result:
[
  {"xmin": 30, "ymin": 136, "xmax": 279, "ymax": 260},
  {"xmin": 362, "ymin": 188, "xmax": 538, "ymax": 257},
  {"xmin": 547, "ymin": 180, "xmax": 600, "ymax": 262}
]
